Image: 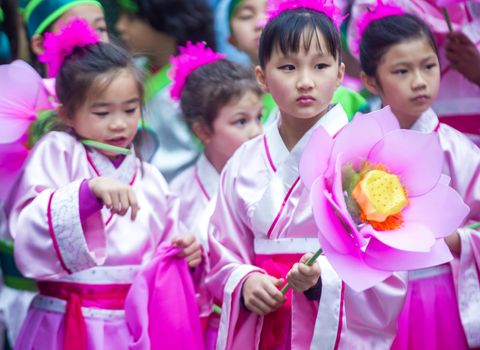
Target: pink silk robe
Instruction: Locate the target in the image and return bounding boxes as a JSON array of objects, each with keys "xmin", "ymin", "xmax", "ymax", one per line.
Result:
[
  {"xmin": 7, "ymin": 131, "xmax": 183, "ymax": 349},
  {"xmin": 207, "ymin": 104, "xmax": 408, "ymax": 350},
  {"xmin": 392, "ymin": 109, "xmax": 480, "ymax": 349}
]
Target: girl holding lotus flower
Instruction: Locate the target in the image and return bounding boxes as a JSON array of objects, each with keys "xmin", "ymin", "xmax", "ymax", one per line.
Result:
[
  {"xmin": 355, "ymin": 5, "xmax": 480, "ymax": 350},
  {"xmin": 206, "ymin": 0, "xmax": 408, "ymax": 349}
]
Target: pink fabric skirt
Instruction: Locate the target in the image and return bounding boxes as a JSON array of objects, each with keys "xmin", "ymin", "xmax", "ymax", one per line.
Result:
[
  {"xmin": 391, "ymin": 264, "xmax": 469, "ymax": 350},
  {"xmin": 15, "ymin": 306, "xmax": 132, "ymax": 350}
]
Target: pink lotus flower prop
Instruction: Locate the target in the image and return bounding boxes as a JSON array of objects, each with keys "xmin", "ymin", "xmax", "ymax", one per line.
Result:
[
  {"xmin": 0, "ymin": 60, "xmax": 54, "ymax": 201},
  {"xmin": 300, "ymin": 106, "xmax": 469, "ymax": 291}
]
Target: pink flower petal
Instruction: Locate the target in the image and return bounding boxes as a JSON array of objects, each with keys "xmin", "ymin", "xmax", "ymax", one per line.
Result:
[
  {"xmin": 361, "ymin": 221, "xmax": 435, "ymax": 252},
  {"xmin": 404, "ymin": 181, "xmax": 470, "ymax": 238},
  {"xmin": 300, "ymin": 126, "xmax": 333, "ymax": 189},
  {"xmin": 329, "ymin": 106, "xmax": 399, "ymax": 173},
  {"xmin": 311, "ymin": 178, "xmax": 356, "ymax": 254},
  {"xmin": 367, "ymin": 130, "xmax": 443, "ymax": 196},
  {"xmin": 319, "ymin": 234, "xmax": 392, "ymax": 292},
  {"xmin": 364, "ymin": 238, "xmax": 453, "ymax": 271}
]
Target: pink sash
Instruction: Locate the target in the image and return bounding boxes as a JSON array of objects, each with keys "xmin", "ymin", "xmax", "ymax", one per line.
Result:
[
  {"xmin": 37, "ymin": 281, "xmax": 130, "ymax": 350},
  {"xmin": 255, "ymin": 253, "xmax": 302, "ymax": 350}
]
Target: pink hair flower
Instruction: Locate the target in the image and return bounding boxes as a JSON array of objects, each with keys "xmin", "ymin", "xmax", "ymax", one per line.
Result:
[
  {"xmin": 351, "ymin": 0, "xmax": 405, "ymax": 55},
  {"xmin": 39, "ymin": 18, "xmax": 100, "ymax": 78},
  {"xmin": 300, "ymin": 107, "xmax": 469, "ymax": 291},
  {"xmin": 169, "ymin": 41, "xmax": 226, "ymax": 101},
  {"xmin": 264, "ymin": 0, "xmax": 346, "ymax": 29}
]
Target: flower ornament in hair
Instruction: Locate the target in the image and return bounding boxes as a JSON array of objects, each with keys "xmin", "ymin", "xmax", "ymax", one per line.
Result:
[
  {"xmin": 265, "ymin": 0, "xmax": 345, "ymax": 29},
  {"xmin": 351, "ymin": 0, "xmax": 405, "ymax": 55},
  {"xmin": 39, "ymin": 18, "xmax": 100, "ymax": 77},
  {"xmin": 169, "ymin": 41, "xmax": 226, "ymax": 101}
]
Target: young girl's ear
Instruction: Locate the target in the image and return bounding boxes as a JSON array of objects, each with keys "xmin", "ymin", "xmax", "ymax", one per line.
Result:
[
  {"xmin": 31, "ymin": 34, "xmax": 45, "ymax": 56},
  {"xmin": 360, "ymin": 71, "xmax": 381, "ymax": 96},
  {"xmin": 255, "ymin": 66, "xmax": 269, "ymax": 93},
  {"xmin": 336, "ymin": 62, "xmax": 345, "ymax": 87},
  {"xmin": 191, "ymin": 121, "xmax": 212, "ymax": 144},
  {"xmin": 56, "ymin": 105, "xmax": 72, "ymax": 127}
]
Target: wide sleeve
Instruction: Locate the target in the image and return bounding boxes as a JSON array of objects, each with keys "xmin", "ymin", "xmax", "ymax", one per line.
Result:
[
  {"xmin": 206, "ymin": 158, "xmax": 264, "ymax": 350},
  {"xmin": 443, "ymin": 128, "xmax": 480, "ymax": 347},
  {"xmin": 338, "ymin": 273, "xmax": 407, "ymax": 349},
  {"xmin": 9, "ymin": 133, "xmax": 106, "ymax": 279}
]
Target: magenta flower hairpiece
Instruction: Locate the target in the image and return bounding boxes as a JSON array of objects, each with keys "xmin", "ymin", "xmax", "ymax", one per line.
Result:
[
  {"xmin": 169, "ymin": 41, "xmax": 226, "ymax": 101},
  {"xmin": 39, "ymin": 18, "xmax": 100, "ymax": 78},
  {"xmin": 264, "ymin": 0, "xmax": 345, "ymax": 30},
  {"xmin": 351, "ymin": 0, "xmax": 405, "ymax": 55}
]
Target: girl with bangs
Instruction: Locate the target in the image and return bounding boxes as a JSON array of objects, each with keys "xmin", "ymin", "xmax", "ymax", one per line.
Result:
[{"xmin": 206, "ymin": 1, "xmax": 407, "ymax": 349}]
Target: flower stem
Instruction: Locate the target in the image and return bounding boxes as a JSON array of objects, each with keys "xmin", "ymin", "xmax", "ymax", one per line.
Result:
[
  {"xmin": 467, "ymin": 222, "xmax": 480, "ymax": 230},
  {"xmin": 80, "ymin": 139, "xmax": 131, "ymax": 155},
  {"xmin": 442, "ymin": 7, "xmax": 453, "ymax": 32},
  {"xmin": 281, "ymin": 248, "xmax": 323, "ymax": 295}
]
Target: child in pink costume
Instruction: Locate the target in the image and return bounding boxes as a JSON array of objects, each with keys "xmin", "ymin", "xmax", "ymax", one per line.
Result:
[
  {"xmin": 206, "ymin": 1, "xmax": 407, "ymax": 349},
  {"xmin": 349, "ymin": 0, "xmax": 480, "ymax": 146},
  {"xmin": 6, "ymin": 20, "xmax": 202, "ymax": 350},
  {"xmin": 357, "ymin": 9, "xmax": 480, "ymax": 349},
  {"xmin": 169, "ymin": 42, "xmax": 263, "ymax": 349}
]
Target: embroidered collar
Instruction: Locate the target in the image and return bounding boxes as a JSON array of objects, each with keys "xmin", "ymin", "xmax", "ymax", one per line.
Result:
[{"xmin": 85, "ymin": 145, "xmax": 137, "ymax": 184}]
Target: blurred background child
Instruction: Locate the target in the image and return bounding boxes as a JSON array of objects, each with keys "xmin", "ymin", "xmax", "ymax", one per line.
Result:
[
  {"xmin": 115, "ymin": 0, "xmax": 215, "ymax": 181},
  {"xmin": 169, "ymin": 41, "xmax": 263, "ymax": 349}
]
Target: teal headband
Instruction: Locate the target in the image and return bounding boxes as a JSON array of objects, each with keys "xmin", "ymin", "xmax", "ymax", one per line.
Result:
[
  {"xmin": 227, "ymin": 0, "xmax": 243, "ymax": 22},
  {"xmin": 117, "ymin": 0, "xmax": 138, "ymax": 13},
  {"xmin": 24, "ymin": 0, "xmax": 103, "ymax": 37}
]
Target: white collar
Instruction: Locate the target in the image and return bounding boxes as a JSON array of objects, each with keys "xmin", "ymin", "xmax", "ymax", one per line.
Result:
[{"xmin": 195, "ymin": 153, "xmax": 220, "ymax": 200}]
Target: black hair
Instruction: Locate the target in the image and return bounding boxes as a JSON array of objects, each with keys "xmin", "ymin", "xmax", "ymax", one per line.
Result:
[
  {"xmin": 0, "ymin": 0, "xmax": 19, "ymax": 63},
  {"xmin": 360, "ymin": 13, "xmax": 438, "ymax": 77},
  {"xmin": 136, "ymin": 0, "xmax": 215, "ymax": 50},
  {"xmin": 258, "ymin": 8, "xmax": 341, "ymax": 68},
  {"xmin": 180, "ymin": 59, "xmax": 262, "ymax": 130},
  {"xmin": 56, "ymin": 41, "xmax": 143, "ymax": 118}
]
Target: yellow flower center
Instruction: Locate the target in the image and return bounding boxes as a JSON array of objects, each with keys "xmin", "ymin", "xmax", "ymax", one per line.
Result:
[{"xmin": 352, "ymin": 169, "xmax": 408, "ymax": 228}]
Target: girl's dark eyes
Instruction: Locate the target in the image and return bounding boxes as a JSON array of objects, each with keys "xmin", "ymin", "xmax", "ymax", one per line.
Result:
[
  {"xmin": 315, "ymin": 63, "xmax": 329, "ymax": 69},
  {"xmin": 233, "ymin": 118, "xmax": 247, "ymax": 126},
  {"xmin": 393, "ymin": 69, "xmax": 408, "ymax": 75},
  {"xmin": 425, "ymin": 63, "xmax": 437, "ymax": 70},
  {"xmin": 92, "ymin": 111, "xmax": 109, "ymax": 117},
  {"xmin": 125, "ymin": 107, "xmax": 137, "ymax": 114},
  {"xmin": 278, "ymin": 64, "xmax": 295, "ymax": 71}
]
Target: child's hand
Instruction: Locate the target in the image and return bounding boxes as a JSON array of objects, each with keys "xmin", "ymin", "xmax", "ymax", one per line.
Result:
[
  {"xmin": 445, "ymin": 231, "xmax": 461, "ymax": 257},
  {"xmin": 172, "ymin": 235, "xmax": 202, "ymax": 268},
  {"xmin": 88, "ymin": 177, "xmax": 140, "ymax": 220},
  {"xmin": 286, "ymin": 253, "xmax": 321, "ymax": 292},
  {"xmin": 446, "ymin": 31, "xmax": 480, "ymax": 86},
  {"xmin": 242, "ymin": 272, "xmax": 286, "ymax": 315}
]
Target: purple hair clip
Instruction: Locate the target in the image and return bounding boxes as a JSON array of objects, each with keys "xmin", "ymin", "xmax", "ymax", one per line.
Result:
[
  {"xmin": 39, "ymin": 18, "xmax": 100, "ymax": 78},
  {"xmin": 264, "ymin": 0, "xmax": 345, "ymax": 30},
  {"xmin": 169, "ymin": 41, "xmax": 226, "ymax": 101},
  {"xmin": 352, "ymin": 0, "xmax": 406, "ymax": 55}
]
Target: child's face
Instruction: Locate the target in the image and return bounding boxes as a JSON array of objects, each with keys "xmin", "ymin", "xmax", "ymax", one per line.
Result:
[
  {"xmin": 66, "ymin": 70, "xmax": 141, "ymax": 158},
  {"xmin": 256, "ymin": 32, "xmax": 344, "ymax": 123},
  {"xmin": 52, "ymin": 4, "xmax": 108, "ymax": 42},
  {"xmin": 230, "ymin": 0, "xmax": 267, "ymax": 63},
  {"xmin": 207, "ymin": 90, "xmax": 263, "ymax": 164},
  {"xmin": 364, "ymin": 37, "xmax": 440, "ymax": 129},
  {"xmin": 116, "ymin": 12, "xmax": 164, "ymax": 56}
]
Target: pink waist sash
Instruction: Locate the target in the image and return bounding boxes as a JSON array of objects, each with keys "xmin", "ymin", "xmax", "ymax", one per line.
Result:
[
  {"xmin": 37, "ymin": 281, "xmax": 131, "ymax": 350},
  {"xmin": 255, "ymin": 253, "xmax": 301, "ymax": 350}
]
